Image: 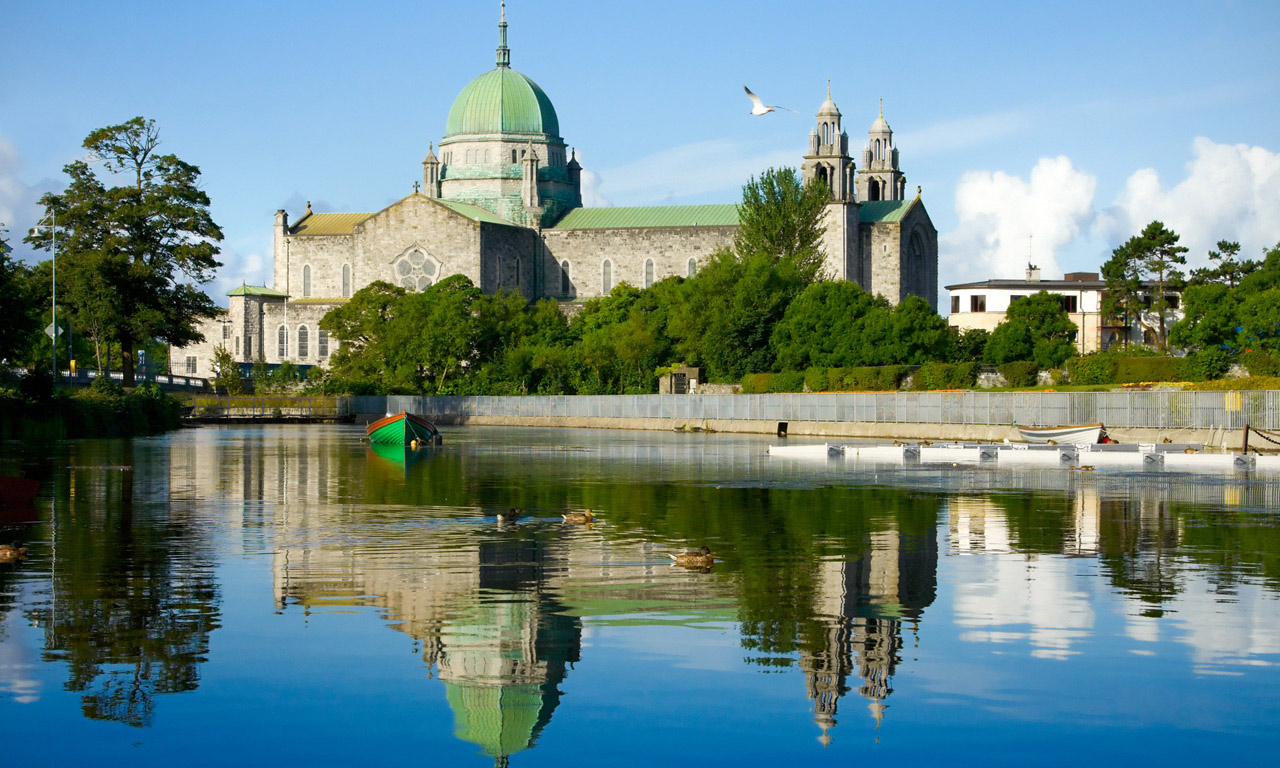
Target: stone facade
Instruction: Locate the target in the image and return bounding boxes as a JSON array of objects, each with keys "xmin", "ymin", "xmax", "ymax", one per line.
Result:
[{"xmin": 171, "ymin": 10, "xmax": 940, "ymax": 376}]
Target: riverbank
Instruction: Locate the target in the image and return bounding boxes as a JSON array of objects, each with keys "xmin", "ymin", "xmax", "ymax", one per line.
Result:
[
  {"xmin": 0, "ymin": 382, "xmax": 182, "ymax": 441},
  {"xmin": 346, "ymin": 391, "xmax": 1277, "ymax": 452}
]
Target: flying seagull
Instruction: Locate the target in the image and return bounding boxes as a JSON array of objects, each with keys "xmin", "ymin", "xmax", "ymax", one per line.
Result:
[{"xmin": 743, "ymin": 85, "xmax": 798, "ymax": 116}]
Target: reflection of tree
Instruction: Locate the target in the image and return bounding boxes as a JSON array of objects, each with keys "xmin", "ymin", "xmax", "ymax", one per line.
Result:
[
  {"xmin": 1097, "ymin": 497, "xmax": 1182, "ymax": 614},
  {"xmin": 28, "ymin": 444, "xmax": 220, "ymax": 727}
]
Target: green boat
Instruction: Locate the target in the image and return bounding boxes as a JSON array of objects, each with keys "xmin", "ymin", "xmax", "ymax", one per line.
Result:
[{"xmin": 365, "ymin": 411, "xmax": 441, "ymax": 446}]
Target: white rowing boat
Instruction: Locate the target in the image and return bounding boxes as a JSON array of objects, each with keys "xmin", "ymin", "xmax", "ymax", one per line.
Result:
[{"xmin": 1016, "ymin": 423, "xmax": 1105, "ymax": 445}]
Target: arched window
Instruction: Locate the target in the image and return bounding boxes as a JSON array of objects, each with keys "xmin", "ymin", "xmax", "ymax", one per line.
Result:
[
  {"xmin": 644, "ymin": 259, "xmax": 655, "ymax": 288},
  {"xmin": 688, "ymin": 258, "xmax": 697, "ymax": 277},
  {"xmin": 561, "ymin": 260, "xmax": 571, "ymax": 295},
  {"xmin": 318, "ymin": 329, "xmax": 329, "ymax": 358},
  {"xmin": 277, "ymin": 325, "xmax": 287, "ymax": 358},
  {"xmin": 602, "ymin": 260, "xmax": 612, "ymax": 294},
  {"xmin": 302, "ymin": 264, "xmax": 311, "ymax": 297},
  {"xmin": 511, "ymin": 149, "xmax": 517, "ymax": 163},
  {"xmin": 297, "ymin": 326, "xmax": 309, "ymax": 358},
  {"xmin": 342, "ymin": 264, "xmax": 351, "ymax": 298},
  {"xmin": 867, "ymin": 178, "xmax": 880, "ymax": 201}
]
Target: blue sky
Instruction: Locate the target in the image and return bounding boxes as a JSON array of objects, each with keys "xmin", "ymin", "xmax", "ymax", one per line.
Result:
[{"xmin": 2, "ymin": 0, "xmax": 1278, "ymax": 307}]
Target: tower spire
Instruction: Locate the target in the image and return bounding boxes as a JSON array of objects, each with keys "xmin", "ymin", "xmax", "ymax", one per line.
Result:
[{"xmin": 496, "ymin": 1, "xmax": 510, "ymax": 68}]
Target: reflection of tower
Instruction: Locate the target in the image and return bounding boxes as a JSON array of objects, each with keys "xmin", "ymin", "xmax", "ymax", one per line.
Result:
[{"xmin": 800, "ymin": 524, "xmax": 937, "ymax": 746}]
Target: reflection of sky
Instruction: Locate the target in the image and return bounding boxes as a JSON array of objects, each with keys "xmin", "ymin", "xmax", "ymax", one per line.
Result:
[
  {"xmin": 1126, "ymin": 579, "xmax": 1280, "ymax": 674},
  {"xmin": 0, "ymin": 611, "xmax": 40, "ymax": 704}
]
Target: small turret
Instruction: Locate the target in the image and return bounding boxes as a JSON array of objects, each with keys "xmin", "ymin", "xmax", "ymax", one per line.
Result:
[{"xmin": 422, "ymin": 142, "xmax": 441, "ymax": 198}]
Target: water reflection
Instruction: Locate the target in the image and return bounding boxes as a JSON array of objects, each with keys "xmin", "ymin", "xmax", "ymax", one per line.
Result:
[{"xmin": 0, "ymin": 426, "xmax": 1277, "ymax": 761}]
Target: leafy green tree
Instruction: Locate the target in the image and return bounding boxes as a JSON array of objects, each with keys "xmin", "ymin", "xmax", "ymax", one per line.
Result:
[
  {"xmin": 0, "ymin": 224, "xmax": 39, "ymax": 365},
  {"xmin": 25, "ymin": 118, "xmax": 223, "ymax": 385},
  {"xmin": 733, "ymin": 166, "xmax": 830, "ymax": 280},
  {"xmin": 985, "ymin": 291, "xmax": 1077, "ymax": 369},
  {"xmin": 320, "ymin": 280, "xmax": 407, "ymax": 391},
  {"xmin": 1169, "ymin": 282, "xmax": 1240, "ymax": 353},
  {"xmin": 1103, "ymin": 221, "xmax": 1187, "ymax": 352},
  {"xmin": 950, "ymin": 327, "xmax": 990, "ymax": 363},
  {"xmin": 209, "ymin": 344, "xmax": 242, "ymax": 395},
  {"xmin": 1238, "ymin": 289, "xmax": 1280, "ymax": 354}
]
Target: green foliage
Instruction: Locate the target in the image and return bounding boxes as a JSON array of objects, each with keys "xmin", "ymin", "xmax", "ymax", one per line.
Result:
[
  {"xmin": 1103, "ymin": 221, "xmax": 1187, "ymax": 353},
  {"xmin": 1000, "ymin": 360, "xmax": 1039, "ymax": 388},
  {"xmin": 1182, "ymin": 349, "xmax": 1230, "ymax": 382},
  {"xmin": 1066, "ymin": 353, "xmax": 1118, "ymax": 385},
  {"xmin": 23, "ymin": 117, "xmax": 223, "ymax": 385},
  {"xmin": 803, "ymin": 367, "xmax": 828, "ymax": 392},
  {"xmin": 951, "ymin": 327, "xmax": 989, "ymax": 363},
  {"xmin": 0, "ymin": 379, "xmax": 180, "ymax": 440},
  {"xmin": 0, "ymin": 224, "xmax": 40, "ymax": 364},
  {"xmin": 739, "ymin": 371, "xmax": 806, "ymax": 393},
  {"xmin": 1189, "ymin": 240, "xmax": 1259, "ymax": 288},
  {"xmin": 913, "ymin": 362, "xmax": 978, "ymax": 390},
  {"xmin": 1242, "ymin": 350, "xmax": 1280, "ymax": 377},
  {"xmin": 210, "ymin": 344, "xmax": 242, "ymax": 395},
  {"xmin": 984, "ymin": 291, "xmax": 1077, "ymax": 369},
  {"xmin": 733, "ymin": 166, "xmax": 830, "ymax": 280}
]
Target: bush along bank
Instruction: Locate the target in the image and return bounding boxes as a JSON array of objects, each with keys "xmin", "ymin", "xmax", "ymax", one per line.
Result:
[{"xmin": 0, "ymin": 378, "xmax": 183, "ymax": 441}]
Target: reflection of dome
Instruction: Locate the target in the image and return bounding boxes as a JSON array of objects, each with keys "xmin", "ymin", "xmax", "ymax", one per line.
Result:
[
  {"xmin": 445, "ymin": 682, "xmax": 558, "ymax": 760},
  {"xmin": 445, "ymin": 67, "xmax": 561, "ymax": 139}
]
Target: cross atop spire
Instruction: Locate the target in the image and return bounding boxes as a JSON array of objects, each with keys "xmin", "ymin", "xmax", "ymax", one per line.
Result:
[{"xmin": 496, "ymin": 1, "xmax": 510, "ymax": 68}]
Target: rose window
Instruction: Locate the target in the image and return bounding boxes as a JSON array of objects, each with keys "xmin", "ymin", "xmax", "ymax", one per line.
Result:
[{"xmin": 393, "ymin": 250, "xmax": 438, "ymax": 291}]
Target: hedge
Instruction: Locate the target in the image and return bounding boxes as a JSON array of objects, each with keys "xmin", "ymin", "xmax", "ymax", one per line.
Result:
[
  {"xmin": 912, "ymin": 362, "xmax": 978, "ymax": 391},
  {"xmin": 1000, "ymin": 361, "xmax": 1039, "ymax": 388},
  {"xmin": 0, "ymin": 381, "xmax": 183, "ymax": 441}
]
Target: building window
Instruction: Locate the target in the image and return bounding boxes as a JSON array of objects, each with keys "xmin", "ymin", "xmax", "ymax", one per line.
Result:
[
  {"xmin": 951, "ymin": 295, "xmax": 960, "ymax": 314},
  {"xmin": 970, "ymin": 295, "xmax": 986, "ymax": 312},
  {"xmin": 1060, "ymin": 295, "xmax": 1079, "ymax": 313},
  {"xmin": 1166, "ymin": 294, "xmax": 1180, "ymax": 309},
  {"xmin": 602, "ymin": 260, "xmax": 612, "ymax": 294},
  {"xmin": 222, "ymin": 323, "xmax": 231, "ymax": 340},
  {"xmin": 186, "ymin": 356, "xmax": 197, "ymax": 374},
  {"xmin": 342, "ymin": 264, "xmax": 351, "ymax": 298},
  {"xmin": 561, "ymin": 260, "xmax": 571, "ymax": 295},
  {"xmin": 302, "ymin": 264, "xmax": 311, "ymax": 298},
  {"xmin": 688, "ymin": 258, "xmax": 697, "ymax": 277},
  {"xmin": 644, "ymin": 259, "xmax": 654, "ymax": 288},
  {"xmin": 511, "ymin": 149, "xmax": 517, "ymax": 163},
  {"xmin": 394, "ymin": 249, "xmax": 437, "ymax": 291},
  {"xmin": 1010, "ymin": 294, "xmax": 1025, "ymax": 304},
  {"xmin": 245, "ymin": 335, "xmax": 253, "ymax": 359},
  {"xmin": 297, "ymin": 326, "xmax": 309, "ymax": 358},
  {"xmin": 278, "ymin": 325, "xmax": 287, "ymax": 358},
  {"xmin": 318, "ymin": 329, "xmax": 329, "ymax": 358},
  {"xmin": 235, "ymin": 336, "xmax": 240, "ymax": 355}
]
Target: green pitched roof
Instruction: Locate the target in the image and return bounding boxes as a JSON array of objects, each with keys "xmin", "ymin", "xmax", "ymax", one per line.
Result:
[
  {"xmin": 445, "ymin": 67, "xmax": 560, "ymax": 139},
  {"xmin": 290, "ymin": 212, "xmax": 372, "ymax": 236},
  {"xmin": 227, "ymin": 285, "xmax": 287, "ymax": 297},
  {"xmin": 437, "ymin": 199, "xmax": 517, "ymax": 226},
  {"xmin": 551, "ymin": 204, "xmax": 740, "ymax": 230},
  {"xmin": 859, "ymin": 199, "xmax": 914, "ymax": 223}
]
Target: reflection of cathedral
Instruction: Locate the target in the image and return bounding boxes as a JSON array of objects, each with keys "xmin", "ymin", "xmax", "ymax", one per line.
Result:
[{"xmin": 801, "ymin": 526, "xmax": 938, "ymax": 745}]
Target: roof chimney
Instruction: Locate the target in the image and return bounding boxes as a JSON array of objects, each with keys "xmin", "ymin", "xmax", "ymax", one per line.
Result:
[{"xmin": 1026, "ymin": 263, "xmax": 1041, "ymax": 282}]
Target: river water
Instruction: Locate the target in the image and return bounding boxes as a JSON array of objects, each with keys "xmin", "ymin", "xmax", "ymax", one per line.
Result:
[{"xmin": 0, "ymin": 425, "xmax": 1278, "ymax": 765}]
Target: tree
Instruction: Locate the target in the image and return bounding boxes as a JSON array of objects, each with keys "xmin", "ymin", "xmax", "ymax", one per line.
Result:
[
  {"xmin": 25, "ymin": 118, "xmax": 222, "ymax": 386},
  {"xmin": 1189, "ymin": 240, "xmax": 1259, "ymax": 288},
  {"xmin": 209, "ymin": 344, "xmax": 242, "ymax": 395},
  {"xmin": 1103, "ymin": 221, "xmax": 1186, "ymax": 352},
  {"xmin": 734, "ymin": 166, "xmax": 830, "ymax": 281},
  {"xmin": 320, "ymin": 281, "xmax": 407, "ymax": 392},
  {"xmin": 0, "ymin": 224, "xmax": 39, "ymax": 365},
  {"xmin": 985, "ymin": 291, "xmax": 1077, "ymax": 369}
]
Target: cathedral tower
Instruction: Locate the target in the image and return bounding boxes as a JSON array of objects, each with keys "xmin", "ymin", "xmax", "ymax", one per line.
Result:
[
  {"xmin": 801, "ymin": 83, "xmax": 854, "ymax": 201},
  {"xmin": 856, "ymin": 101, "xmax": 906, "ymax": 202}
]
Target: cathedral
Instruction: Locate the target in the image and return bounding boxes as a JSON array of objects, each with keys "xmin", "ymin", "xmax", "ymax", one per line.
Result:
[{"xmin": 172, "ymin": 6, "xmax": 938, "ymax": 378}]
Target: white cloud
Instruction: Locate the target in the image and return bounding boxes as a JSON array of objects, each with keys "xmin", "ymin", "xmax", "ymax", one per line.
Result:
[
  {"xmin": 212, "ymin": 244, "xmax": 272, "ymax": 303},
  {"xmin": 0, "ymin": 136, "xmax": 61, "ymax": 262},
  {"xmin": 594, "ymin": 138, "xmax": 798, "ymax": 205},
  {"xmin": 942, "ymin": 156, "xmax": 1097, "ymax": 283},
  {"xmin": 1096, "ymin": 137, "xmax": 1280, "ymax": 265}
]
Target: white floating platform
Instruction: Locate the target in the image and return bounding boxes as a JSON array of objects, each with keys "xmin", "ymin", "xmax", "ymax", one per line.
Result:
[
  {"xmin": 767, "ymin": 443, "xmax": 843, "ymax": 459},
  {"xmin": 1255, "ymin": 456, "xmax": 1280, "ymax": 472},
  {"xmin": 1162, "ymin": 453, "xmax": 1255, "ymax": 472},
  {"xmin": 998, "ymin": 446, "xmax": 1078, "ymax": 466},
  {"xmin": 844, "ymin": 445, "xmax": 920, "ymax": 464},
  {"xmin": 919, "ymin": 446, "xmax": 987, "ymax": 464}
]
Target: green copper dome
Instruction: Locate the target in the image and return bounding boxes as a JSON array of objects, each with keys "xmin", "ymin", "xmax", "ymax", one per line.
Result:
[{"xmin": 444, "ymin": 67, "xmax": 561, "ymax": 139}]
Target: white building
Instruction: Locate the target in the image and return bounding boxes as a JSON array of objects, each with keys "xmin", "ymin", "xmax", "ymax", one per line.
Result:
[{"xmin": 946, "ymin": 266, "xmax": 1183, "ymax": 354}]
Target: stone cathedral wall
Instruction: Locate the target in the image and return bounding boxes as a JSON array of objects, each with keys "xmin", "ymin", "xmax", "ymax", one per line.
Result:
[{"xmin": 539, "ymin": 226, "xmax": 737, "ymax": 300}]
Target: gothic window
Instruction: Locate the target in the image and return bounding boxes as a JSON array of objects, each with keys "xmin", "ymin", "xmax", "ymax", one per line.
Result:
[
  {"xmin": 302, "ymin": 264, "xmax": 311, "ymax": 297},
  {"xmin": 602, "ymin": 260, "xmax": 612, "ymax": 294},
  {"xmin": 222, "ymin": 323, "xmax": 230, "ymax": 340},
  {"xmin": 868, "ymin": 178, "xmax": 880, "ymax": 201},
  {"xmin": 235, "ymin": 336, "xmax": 240, "ymax": 355},
  {"xmin": 318, "ymin": 329, "xmax": 329, "ymax": 358},
  {"xmin": 644, "ymin": 259, "xmax": 655, "ymax": 288},
  {"xmin": 688, "ymin": 258, "xmax": 697, "ymax": 277},
  {"xmin": 512, "ymin": 149, "xmax": 517, "ymax": 163},
  {"xmin": 298, "ymin": 326, "xmax": 309, "ymax": 358},
  {"xmin": 342, "ymin": 264, "xmax": 351, "ymax": 298},
  {"xmin": 561, "ymin": 260, "xmax": 571, "ymax": 295},
  {"xmin": 185, "ymin": 356, "xmax": 196, "ymax": 375},
  {"xmin": 908, "ymin": 230, "xmax": 927, "ymax": 298},
  {"xmin": 245, "ymin": 335, "xmax": 253, "ymax": 359},
  {"xmin": 278, "ymin": 325, "xmax": 288, "ymax": 358}
]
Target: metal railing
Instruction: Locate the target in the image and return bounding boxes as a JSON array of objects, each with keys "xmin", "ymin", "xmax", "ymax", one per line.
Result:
[
  {"xmin": 189, "ymin": 395, "xmax": 347, "ymax": 417},
  {"xmin": 344, "ymin": 391, "xmax": 1280, "ymax": 431}
]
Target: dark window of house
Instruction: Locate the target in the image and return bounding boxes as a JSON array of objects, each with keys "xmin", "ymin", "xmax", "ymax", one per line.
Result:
[
  {"xmin": 951, "ymin": 295, "xmax": 960, "ymax": 313},
  {"xmin": 970, "ymin": 295, "xmax": 986, "ymax": 312},
  {"xmin": 1166, "ymin": 294, "xmax": 1179, "ymax": 309},
  {"xmin": 1061, "ymin": 295, "xmax": 1078, "ymax": 313}
]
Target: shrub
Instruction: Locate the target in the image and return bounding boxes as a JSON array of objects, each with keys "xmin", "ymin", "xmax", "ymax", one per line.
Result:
[
  {"xmin": 1242, "ymin": 350, "xmax": 1280, "ymax": 377},
  {"xmin": 913, "ymin": 362, "xmax": 978, "ymax": 390},
  {"xmin": 1066, "ymin": 353, "xmax": 1118, "ymax": 385},
  {"xmin": 1113, "ymin": 357, "xmax": 1185, "ymax": 384},
  {"xmin": 877, "ymin": 365, "xmax": 907, "ymax": 391},
  {"xmin": 1183, "ymin": 349, "xmax": 1231, "ymax": 382},
  {"xmin": 767, "ymin": 371, "xmax": 806, "ymax": 393},
  {"xmin": 1000, "ymin": 360, "xmax": 1039, "ymax": 388},
  {"xmin": 740, "ymin": 373, "xmax": 772, "ymax": 394},
  {"xmin": 804, "ymin": 367, "xmax": 829, "ymax": 392}
]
